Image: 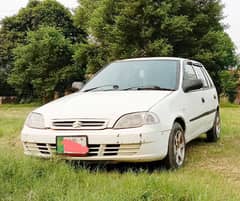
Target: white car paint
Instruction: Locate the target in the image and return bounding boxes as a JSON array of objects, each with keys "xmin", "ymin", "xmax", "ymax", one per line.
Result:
[
  {"xmin": 34, "ymin": 90, "xmax": 173, "ymax": 128},
  {"xmin": 21, "ymin": 57, "xmax": 219, "ymax": 163}
]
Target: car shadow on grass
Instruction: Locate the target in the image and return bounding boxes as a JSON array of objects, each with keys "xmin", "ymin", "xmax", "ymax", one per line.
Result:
[
  {"xmin": 67, "ymin": 136, "xmax": 211, "ymax": 173},
  {"xmin": 187, "ymin": 135, "xmax": 209, "ymax": 148},
  {"xmin": 67, "ymin": 158, "xmax": 168, "ymax": 174},
  {"xmin": 186, "ymin": 134, "xmax": 216, "ymax": 152}
]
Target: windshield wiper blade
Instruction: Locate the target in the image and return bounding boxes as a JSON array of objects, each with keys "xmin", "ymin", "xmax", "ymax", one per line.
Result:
[
  {"xmin": 123, "ymin": 85, "xmax": 175, "ymax": 91},
  {"xmin": 83, "ymin": 84, "xmax": 119, "ymax": 92}
]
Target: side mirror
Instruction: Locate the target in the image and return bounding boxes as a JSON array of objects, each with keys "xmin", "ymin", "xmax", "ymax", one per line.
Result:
[
  {"xmin": 72, "ymin": 81, "xmax": 84, "ymax": 91},
  {"xmin": 183, "ymin": 79, "xmax": 203, "ymax": 92}
]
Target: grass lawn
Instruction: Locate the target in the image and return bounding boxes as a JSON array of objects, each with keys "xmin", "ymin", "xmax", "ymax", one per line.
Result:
[{"xmin": 0, "ymin": 104, "xmax": 240, "ymax": 201}]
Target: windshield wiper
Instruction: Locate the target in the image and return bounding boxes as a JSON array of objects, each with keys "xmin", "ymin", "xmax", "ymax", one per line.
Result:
[
  {"xmin": 123, "ymin": 85, "xmax": 175, "ymax": 91},
  {"xmin": 83, "ymin": 84, "xmax": 119, "ymax": 92}
]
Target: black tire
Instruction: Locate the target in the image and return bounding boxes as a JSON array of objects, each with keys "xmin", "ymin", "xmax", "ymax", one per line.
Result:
[
  {"xmin": 164, "ymin": 122, "xmax": 185, "ymax": 169},
  {"xmin": 206, "ymin": 110, "xmax": 221, "ymax": 142}
]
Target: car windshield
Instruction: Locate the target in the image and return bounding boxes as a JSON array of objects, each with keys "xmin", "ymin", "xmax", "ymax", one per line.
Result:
[{"xmin": 82, "ymin": 60, "xmax": 179, "ymax": 92}]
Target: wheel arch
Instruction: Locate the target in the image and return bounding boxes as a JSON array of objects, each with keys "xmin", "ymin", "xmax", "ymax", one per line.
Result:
[{"xmin": 174, "ymin": 117, "xmax": 186, "ymax": 133}]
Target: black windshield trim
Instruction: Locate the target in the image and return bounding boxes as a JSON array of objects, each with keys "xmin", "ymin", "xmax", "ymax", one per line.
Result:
[{"xmin": 122, "ymin": 85, "xmax": 176, "ymax": 91}]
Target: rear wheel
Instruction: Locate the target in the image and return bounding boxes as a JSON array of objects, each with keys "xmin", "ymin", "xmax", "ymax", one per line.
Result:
[
  {"xmin": 206, "ymin": 110, "xmax": 221, "ymax": 142},
  {"xmin": 164, "ymin": 122, "xmax": 185, "ymax": 169}
]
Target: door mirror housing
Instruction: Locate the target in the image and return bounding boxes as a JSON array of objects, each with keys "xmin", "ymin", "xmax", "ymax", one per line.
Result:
[
  {"xmin": 72, "ymin": 81, "xmax": 84, "ymax": 91},
  {"xmin": 183, "ymin": 79, "xmax": 203, "ymax": 92}
]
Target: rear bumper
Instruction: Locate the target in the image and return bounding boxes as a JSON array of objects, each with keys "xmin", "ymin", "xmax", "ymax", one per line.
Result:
[{"xmin": 21, "ymin": 125, "xmax": 171, "ymax": 162}]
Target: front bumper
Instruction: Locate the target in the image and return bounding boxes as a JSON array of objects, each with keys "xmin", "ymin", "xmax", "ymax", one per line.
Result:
[{"xmin": 21, "ymin": 125, "xmax": 171, "ymax": 163}]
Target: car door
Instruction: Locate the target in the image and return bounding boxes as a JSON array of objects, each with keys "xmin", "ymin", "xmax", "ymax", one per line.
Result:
[
  {"xmin": 181, "ymin": 61, "xmax": 209, "ymax": 142},
  {"xmin": 200, "ymin": 66, "xmax": 218, "ymax": 129},
  {"xmin": 192, "ymin": 65, "xmax": 217, "ymax": 131}
]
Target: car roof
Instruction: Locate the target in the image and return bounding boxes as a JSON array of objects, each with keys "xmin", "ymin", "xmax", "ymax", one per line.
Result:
[{"xmin": 116, "ymin": 57, "xmax": 202, "ymax": 66}]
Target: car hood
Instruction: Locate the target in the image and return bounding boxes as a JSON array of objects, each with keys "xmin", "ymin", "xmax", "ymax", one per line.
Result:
[{"xmin": 35, "ymin": 91, "xmax": 173, "ymax": 126}]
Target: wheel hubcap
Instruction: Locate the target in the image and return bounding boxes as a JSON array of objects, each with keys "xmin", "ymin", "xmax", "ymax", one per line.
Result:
[
  {"xmin": 215, "ymin": 115, "xmax": 221, "ymax": 137},
  {"xmin": 174, "ymin": 130, "xmax": 185, "ymax": 166}
]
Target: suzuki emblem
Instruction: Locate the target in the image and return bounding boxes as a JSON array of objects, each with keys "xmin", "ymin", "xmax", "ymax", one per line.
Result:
[{"xmin": 72, "ymin": 121, "xmax": 82, "ymax": 128}]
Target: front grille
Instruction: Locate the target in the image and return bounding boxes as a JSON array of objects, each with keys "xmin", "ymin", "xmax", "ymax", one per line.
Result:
[
  {"xmin": 24, "ymin": 142, "xmax": 56, "ymax": 156},
  {"xmin": 23, "ymin": 142, "xmax": 140, "ymax": 157},
  {"xmin": 51, "ymin": 119, "xmax": 107, "ymax": 130}
]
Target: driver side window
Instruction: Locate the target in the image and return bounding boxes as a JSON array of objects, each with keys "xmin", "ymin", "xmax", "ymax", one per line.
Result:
[
  {"xmin": 182, "ymin": 62, "xmax": 203, "ymax": 92},
  {"xmin": 183, "ymin": 63, "xmax": 197, "ymax": 85}
]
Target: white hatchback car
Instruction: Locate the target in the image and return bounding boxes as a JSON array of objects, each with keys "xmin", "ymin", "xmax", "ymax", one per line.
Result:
[{"xmin": 21, "ymin": 57, "xmax": 220, "ymax": 169}]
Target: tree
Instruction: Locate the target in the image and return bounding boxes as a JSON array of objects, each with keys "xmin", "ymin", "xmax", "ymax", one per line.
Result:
[
  {"xmin": 219, "ymin": 70, "xmax": 239, "ymax": 103},
  {"xmin": 0, "ymin": 0, "xmax": 85, "ymax": 96},
  {"xmin": 8, "ymin": 26, "xmax": 83, "ymax": 102},
  {"xmin": 0, "ymin": 19, "xmax": 23, "ymax": 96},
  {"xmin": 74, "ymin": 0, "xmax": 237, "ymax": 83}
]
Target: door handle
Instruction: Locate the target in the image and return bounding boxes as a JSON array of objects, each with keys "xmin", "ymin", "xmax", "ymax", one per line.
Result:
[
  {"xmin": 201, "ymin": 97, "xmax": 205, "ymax": 103},
  {"xmin": 213, "ymin": 95, "xmax": 217, "ymax": 100}
]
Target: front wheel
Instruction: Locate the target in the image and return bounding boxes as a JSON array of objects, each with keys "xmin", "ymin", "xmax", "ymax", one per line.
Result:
[
  {"xmin": 164, "ymin": 122, "xmax": 185, "ymax": 169},
  {"xmin": 206, "ymin": 110, "xmax": 221, "ymax": 142}
]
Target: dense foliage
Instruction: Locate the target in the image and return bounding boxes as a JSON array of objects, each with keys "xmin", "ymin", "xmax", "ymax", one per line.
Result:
[
  {"xmin": 74, "ymin": 0, "xmax": 237, "ymax": 79},
  {"xmin": 219, "ymin": 70, "xmax": 239, "ymax": 103},
  {"xmin": 0, "ymin": 0, "xmax": 238, "ymax": 101},
  {"xmin": 8, "ymin": 27, "xmax": 84, "ymax": 102},
  {"xmin": 0, "ymin": 0, "xmax": 85, "ymax": 99}
]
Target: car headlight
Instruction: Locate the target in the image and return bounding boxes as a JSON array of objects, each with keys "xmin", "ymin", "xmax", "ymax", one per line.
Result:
[
  {"xmin": 114, "ymin": 112, "xmax": 159, "ymax": 129},
  {"xmin": 26, "ymin": 112, "xmax": 46, "ymax": 129}
]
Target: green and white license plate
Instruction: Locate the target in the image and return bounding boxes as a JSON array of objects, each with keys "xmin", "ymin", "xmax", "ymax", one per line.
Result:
[{"xmin": 56, "ymin": 136, "xmax": 88, "ymax": 154}]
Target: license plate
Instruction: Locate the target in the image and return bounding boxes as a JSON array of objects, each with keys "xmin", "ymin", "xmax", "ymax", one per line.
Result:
[{"xmin": 56, "ymin": 136, "xmax": 89, "ymax": 155}]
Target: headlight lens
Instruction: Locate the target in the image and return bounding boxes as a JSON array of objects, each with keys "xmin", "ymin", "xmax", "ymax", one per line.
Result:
[
  {"xmin": 26, "ymin": 112, "xmax": 45, "ymax": 129},
  {"xmin": 114, "ymin": 112, "xmax": 159, "ymax": 129}
]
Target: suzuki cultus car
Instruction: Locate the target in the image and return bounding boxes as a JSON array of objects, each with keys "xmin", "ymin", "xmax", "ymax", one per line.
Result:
[{"xmin": 21, "ymin": 57, "xmax": 220, "ymax": 169}]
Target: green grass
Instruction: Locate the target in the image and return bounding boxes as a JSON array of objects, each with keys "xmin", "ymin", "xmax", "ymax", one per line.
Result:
[{"xmin": 0, "ymin": 104, "xmax": 240, "ymax": 201}]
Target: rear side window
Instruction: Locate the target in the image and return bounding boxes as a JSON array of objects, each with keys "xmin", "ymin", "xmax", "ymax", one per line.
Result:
[
  {"xmin": 202, "ymin": 67, "xmax": 214, "ymax": 88},
  {"xmin": 193, "ymin": 66, "xmax": 209, "ymax": 88}
]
